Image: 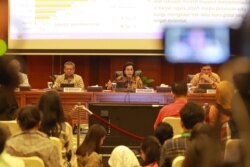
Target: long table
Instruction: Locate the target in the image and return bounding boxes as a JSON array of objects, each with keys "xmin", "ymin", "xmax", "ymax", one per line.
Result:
[{"xmin": 16, "ymin": 90, "xmax": 216, "ymax": 124}]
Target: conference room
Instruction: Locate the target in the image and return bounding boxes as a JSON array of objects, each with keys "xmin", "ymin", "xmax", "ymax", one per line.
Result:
[{"xmin": 1, "ymin": 0, "xmax": 250, "ymax": 167}]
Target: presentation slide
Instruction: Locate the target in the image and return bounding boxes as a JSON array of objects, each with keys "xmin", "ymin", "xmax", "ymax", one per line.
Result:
[{"xmin": 8, "ymin": 0, "xmax": 249, "ymax": 51}]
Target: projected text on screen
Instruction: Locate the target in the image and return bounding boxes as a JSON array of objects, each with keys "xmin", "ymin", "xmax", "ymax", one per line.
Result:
[{"xmin": 9, "ymin": 0, "xmax": 249, "ymax": 50}]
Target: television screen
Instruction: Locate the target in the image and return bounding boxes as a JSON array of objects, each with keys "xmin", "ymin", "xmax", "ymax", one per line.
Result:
[
  {"xmin": 88, "ymin": 103, "xmax": 162, "ymax": 152},
  {"xmin": 164, "ymin": 27, "xmax": 230, "ymax": 64}
]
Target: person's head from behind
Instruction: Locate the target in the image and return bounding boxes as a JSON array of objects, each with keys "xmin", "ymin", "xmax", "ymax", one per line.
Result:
[
  {"xmin": 9, "ymin": 59, "xmax": 22, "ymax": 73},
  {"xmin": 122, "ymin": 62, "xmax": 136, "ymax": 78},
  {"xmin": 17, "ymin": 105, "xmax": 42, "ymax": 131},
  {"xmin": 64, "ymin": 61, "xmax": 75, "ymax": 77},
  {"xmin": 0, "ymin": 123, "xmax": 11, "ymax": 154},
  {"xmin": 180, "ymin": 102, "xmax": 205, "ymax": 131},
  {"xmin": 140, "ymin": 136, "xmax": 161, "ymax": 166},
  {"xmin": 216, "ymin": 81, "xmax": 234, "ymax": 109},
  {"xmin": 171, "ymin": 81, "xmax": 188, "ymax": 98},
  {"xmin": 154, "ymin": 122, "xmax": 173, "ymax": 145},
  {"xmin": 108, "ymin": 145, "xmax": 140, "ymax": 167},
  {"xmin": 76, "ymin": 124, "xmax": 106, "ymax": 156},
  {"xmin": 0, "ymin": 56, "xmax": 19, "ymax": 89},
  {"xmin": 190, "ymin": 122, "xmax": 213, "ymax": 141},
  {"xmin": 38, "ymin": 90, "xmax": 65, "ymax": 136},
  {"xmin": 201, "ymin": 65, "xmax": 212, "ymax": 75}
]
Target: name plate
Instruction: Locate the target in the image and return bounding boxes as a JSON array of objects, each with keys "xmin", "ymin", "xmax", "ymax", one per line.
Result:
[
  {"xmin": 206, "ymin": 89, "xmax": 216, "ymax": 94},
  {"xmin": 63, "ymin": 87, "xmax": 82, "ymax": 92},
  {"xmin": 135, "ymin": 89, "xmax": 154, "ymax": 93}
]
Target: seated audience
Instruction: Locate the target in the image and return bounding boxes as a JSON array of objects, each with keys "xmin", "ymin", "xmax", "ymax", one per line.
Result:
[
  {"xmin": 37, "ymin": 90, "xmax": 73, "ymax": 166},
  {"xmin": 183, "ymin": 123, "xmax": 222, "ymax": 167},
  {"xmin": 106, "ymin": 61, "xmax": 143, "ymax": 90},
  {"xmin": 5, "ymin": 105, "xmax": 61, "ymax": 167},
  {"xmin": 154, "ymin": 122, "xmax": 173, "ymax": 145},
  {"xmin": 0, "ymin": 57, "xmax": 19, "ymax": 120},
  {"xmin": 9, "ymin": 58, "xmax": 30, "ymax": 87},
  {"xmin": 140, "ymin": 136, "xmax": 161, "ymax": 167},
  {"xmin": 207, "ymin": 81, "xmax": 238, "ymax": 143},
  {"xmin": 159, "ymin": 102, "xmax": 205, "ymax": 167},
  {"xmin": 191, "ymin": 64, "xmax": 220, "ymax": 88},
  {"xmin": 154, "ymin": 81, "xmax": 188, "ymax": 129},
  {"xmin": 53, "ymin": 61, "xmax": 84, "ymax": 89},
  {"xmin": 76, "ymin": 124, "xmax": 106, "ymax": 167},
  {"xmin": 0, "ymin": 123, "xmax": 25, "ymax": 167},
  {"xmin": 108, "ymin": 145, "xmax": 140, "ymax": 167}
]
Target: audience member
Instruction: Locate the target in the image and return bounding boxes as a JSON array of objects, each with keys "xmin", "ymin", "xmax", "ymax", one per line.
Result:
[
  {"xmin": 9, "ymin": 58, "xmax": 30, "ymax": 87},
  {"xmin": 106, "ymin": 61, "xmax": 143, "ymax": 90},
  {"xmin": 140, "ymin": 136, "xmax": 161, "ymax": 167},
  {"xmin": 53, "ymin": 61, "xmax": 84, "ymax": 89},
  {"xmin": 0, "ymin": 56, "xmax": 19, "ymax": 120},
  {"xmin": 154, "ymin": 122, "xmax": 173, "ymax": 145},
  {"xmin": 154, "ymin": 81, "xmax": 188, "ymax": 129},
  {"xmin": 159, "ymin": 102, "xmax": 205, "ymax": 167},
  {"xmin": 191, "ymin": 64, "xmax": 220, "ymax": 88},
  {"xmin": 5, "ymin": 105, "xmax": 61, "ymax": 167},
  {"xmin": 183, "ymin": 123, "xmax": 222, "ymax": 167},
  {"xmin": 108, "ymin": 145, "xmax": 140, "ymax": 167},
  {"xmin": 0, "ymin": 123, "xmax": 25, "ymax": 167},
  {"xmin": 207, "ymin": 81, "xmax": 237, "ymax": 143},
  {"xmin": 76, "ymin": 124, "xmax": 106, "ymax": 167},
  {"xmin": 37, "ymin": 90, "xmax": 73, "ymax": 166}
]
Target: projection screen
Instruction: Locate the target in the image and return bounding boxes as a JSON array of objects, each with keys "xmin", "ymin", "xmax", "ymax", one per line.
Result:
[{"xmin": 8, "ymin": 0, "xmax": 249, "ymax": 52}]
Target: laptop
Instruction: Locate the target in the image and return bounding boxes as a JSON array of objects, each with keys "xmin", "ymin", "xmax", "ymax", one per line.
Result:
[
  {"xmin": 60, "ymin": 83, "xmax": 74, "ymax": 88},
  {"xmin": 198, "ymin": 83, "xmax": 213, "ymax": 90},
  {"xmin": 115, "ymin": 81, "xmax": 135, "ymax": 92}
]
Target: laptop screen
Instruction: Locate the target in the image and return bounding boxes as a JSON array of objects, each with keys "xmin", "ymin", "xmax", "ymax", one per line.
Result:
[
  {"xmin": 60, "ymin": 83, "xmax": 74, "ymax": 88},
  {"xmin": 198, "ymin": 83, "xmax": 213, "ymax": 90}
]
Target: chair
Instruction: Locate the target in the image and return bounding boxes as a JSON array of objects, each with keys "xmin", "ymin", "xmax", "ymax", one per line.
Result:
[
  {"xmin": 172, "ymin": 156, "xmax": 185, "ymax": 167},
  {"xmin": 18, "ymin": 156, "xmax": 45, "ymax": 167},
  {"xmin": 114, "ymin": 70, "xmax": 142, "ymax": 78},
  {"xmin": 0, "ymin": 120, "xmax": 21, "ymax": 135},
  {"xmin": 187, "ymin": 74, "xmax": 195, "ymax": 83},
  {"xmin": 162, "ymin": 117, "xmax": 182, "ymax": 136},
  {"xmin": 224, "ymin": 139, "xmax": 241, "ymax": 163}
]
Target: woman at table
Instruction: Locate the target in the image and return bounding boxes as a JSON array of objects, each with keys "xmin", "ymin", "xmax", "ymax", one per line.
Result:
[{"xmin": 106, "ymin": 62, "xmax": 144, "ymax": 90}]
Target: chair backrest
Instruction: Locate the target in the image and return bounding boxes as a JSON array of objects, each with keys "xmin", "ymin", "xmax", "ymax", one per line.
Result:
[
  {"xmin": 224, "ymin": 139, "xmax": 241, "ymax": 163},
  {"xmin": 18, "ymin": 156, "xmax": 45, "ymax": 167},
  {"xmin": 162, "ymin": 117, "xmax": 182, "ymax": 136},
  {"xmin": 50, "ymin": 136, "xmax": 63, "ymax": 166},
  {"xmin": 114, "ymin": 70, "xmax": 142, "ymax": 78},
  {"xmin": 0, "ymin": 120, "xmax": 21, "ymax": 135},
  {"xmin": 187, "ymin": 74, "xmax": 195, "ymax": 83},
  {"xmin": 172, "ymin": 156, "xmax": 185, "ymax": 167}
]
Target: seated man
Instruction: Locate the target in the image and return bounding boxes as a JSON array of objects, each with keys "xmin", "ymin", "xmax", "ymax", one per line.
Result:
[
  {"xmin": 53, "ymin": 61, "xmax": 84, "ymax": 89},
  {"xmin": 9, "ymin": 59, "xmax": 30, "ymax": 87},
  {"xmin": 159, "ymin": 102, "xmax": 205, "ymax": 167},
  {"xmin": 191, "ymin": 65, "xmax": 220, "ymax": 88},
  {"xmin": 154, "ymin": 81, "xmax": 188, "ymax": 129}
]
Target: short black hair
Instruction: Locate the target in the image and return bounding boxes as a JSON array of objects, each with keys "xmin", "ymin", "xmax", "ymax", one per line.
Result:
[
  {"xmin": 180, "ymin": 102, "xmax": 205, "ymax": 129},
  {"xmin": 154, "ymin": 122, "xmax": 173, "ymax": 145},
  {"xmin": 17, "ymin": 105, "xmax": 42, "ymax": 131},
  {"xmin": 172, "ymin": 81, "xmax": 188, "ymax": 97}
]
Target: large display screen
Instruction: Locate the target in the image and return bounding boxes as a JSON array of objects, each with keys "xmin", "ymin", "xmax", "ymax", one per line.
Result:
[{"xmin": 8, "ymin": 0, "xmax": 249, "ymax": 51}]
